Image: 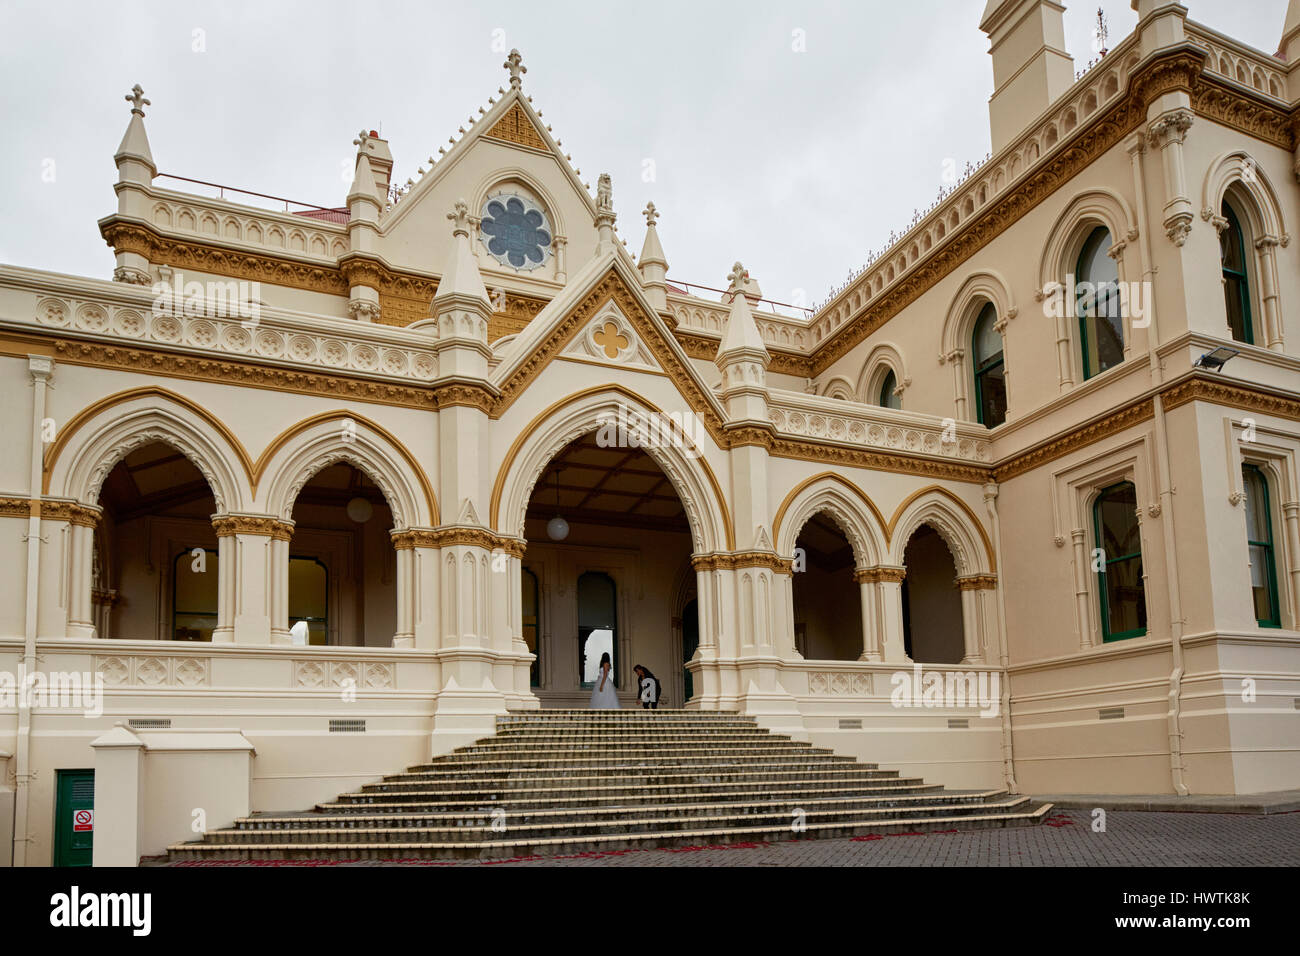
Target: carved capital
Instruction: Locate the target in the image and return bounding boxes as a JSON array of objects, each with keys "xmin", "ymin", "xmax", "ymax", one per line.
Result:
[
  {"xmin": 212, "ymin": 515, "xmax": 294, "ymax": 540},
  {"xmin": 112, "ymin": 265, "xmax": 153, "ymax": 286},
  {"xmin": 348, "ymin": 300, "xmax": 382, "ymax": 323},
  {"xmin": 956, "ymin": 573, "xmax": 998, "ymax": 591},
  {"xmin": 1146, "ymin": 109, "xmax": 1195, "ymax": 149}
]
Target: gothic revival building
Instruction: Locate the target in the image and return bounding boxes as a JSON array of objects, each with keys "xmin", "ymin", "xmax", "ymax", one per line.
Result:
[{"xmin": 2, "ymin": 0, "xmax": 1299, "ymax": 864}]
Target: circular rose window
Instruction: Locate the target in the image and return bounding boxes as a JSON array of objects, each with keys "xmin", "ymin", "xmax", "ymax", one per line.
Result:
[{"xmin": 479, "ymin": 194, "xmax": 552, "ymax": 270}]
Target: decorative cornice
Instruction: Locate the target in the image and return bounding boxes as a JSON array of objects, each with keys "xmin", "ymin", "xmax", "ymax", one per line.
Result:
[
  {"xmin": 32, "ymin": 499, "xmax": 102, "ymax": 526},
  {"xmin": 992, "ymin": 398, "xmax": 1155, "ymax": 482},
  {"xmin": 390, "ymin": 526, "xmax": 526, "ymax": 553},
  {"xmin": 1160, "ymin": 375, "xmax": 1300, "ymax": 419},
  {"xmin": 432, "ymin": 381, "xmax": 497, "ymax": 413},
  {"xmin": 771, "ymin": 438, "xmax": 991, "ymax": 483},
  {"xmin": 0, "ymin": 497, "xmax": 30, "ymax": 518},
  {"xmin": 48, "ymin": 339, "xmax": 438, "ymax": 410},
  {"xmin": 690, "ymin": 551, "xmax": 793, "ymax": 574},
  {"xmin": 212, "ymin": 515, "xmax": 294, "ymax": 540},
  {"xmin": 723, "ymin": 424, "xmax": 776, "ymax": 450}
]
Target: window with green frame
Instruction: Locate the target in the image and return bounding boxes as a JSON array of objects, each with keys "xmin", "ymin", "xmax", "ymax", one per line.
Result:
[
  {"xmin": 1242, "ymin": 464, "xmax": 1281, "ymax": 628},
  {"xmin": 1220, "ymin": 200, "xmax": 1254, "ymax": 345},
  {"xmin": 1075, "ymin": 226, "xmax": 1125, "ymax": 380},
  {"xmin": 1093, "ymin": 481, "xmax": 1147, "ymax": 641},
  {"xmin": 878, "ymin": 369, "xmax": 902, "ymax": 410},
  {"xmin": 971, "ymin": 301, "xmax": 1006, "ymax": 427}
]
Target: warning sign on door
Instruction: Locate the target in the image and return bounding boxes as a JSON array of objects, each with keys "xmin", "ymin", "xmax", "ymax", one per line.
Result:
[{"xmin": 73, "ymin": 809, "xmax": 93, "ymax": 832}]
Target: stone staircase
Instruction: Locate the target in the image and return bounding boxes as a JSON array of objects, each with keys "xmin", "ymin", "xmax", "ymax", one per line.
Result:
[{"xmin": 166, "ymin": 710, "xmax": 1051, "ymax": 862}]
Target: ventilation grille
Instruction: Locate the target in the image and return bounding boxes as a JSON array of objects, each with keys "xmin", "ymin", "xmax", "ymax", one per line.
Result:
[
  {"xmin": 1099, "ymin": 707, "xmax": 1125, "ymax": 720},
  {"xmin": 947, "ymin": 718, "xmax": 969, "ymax": 729},
  {"xmin": 128, "ymin": 718, "xmax": 171, "ymax": 730},
  {"xmin": 329, "ymin": 719, "xmax": 366, "ymax": 733},
  {"xmin": 837, "ymin": 718, "xmax": 862, "ymax": 730}
]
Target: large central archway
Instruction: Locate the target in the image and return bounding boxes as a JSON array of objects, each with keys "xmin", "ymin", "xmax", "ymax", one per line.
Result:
[{"xmin": 519, "ymin": 431, "xmax": 698, "ymax": 708}]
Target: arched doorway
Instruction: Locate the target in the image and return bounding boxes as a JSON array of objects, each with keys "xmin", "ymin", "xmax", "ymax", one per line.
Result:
[
  {"xmin": 94, "ymin": 440, "xmax": 219, "ymax": 640},
  {"xmin": 791, "ymin": 512, "xmax": 860, "ymax": 660},
  {"xmin": 521, "ymin": 432, "xmax": 694, "ymax": 707},
  {"xmin": 286, "ymin": 462, "xmax": 395, "ymax": 646},
  {"xmin": 901, "ymin": 524, "xmax": 964, "ymax": 663}
]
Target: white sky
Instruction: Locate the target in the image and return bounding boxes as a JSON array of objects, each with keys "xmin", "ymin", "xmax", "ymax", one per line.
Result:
[{"xmin": 0, "ymin": 0, "xmax": 1287, "ymax": 310}]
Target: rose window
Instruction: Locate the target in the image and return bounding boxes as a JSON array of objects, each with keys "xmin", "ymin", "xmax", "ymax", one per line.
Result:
[{"xmin": 479, "ymin": 194, "xmax": 552, "ymax": 270}]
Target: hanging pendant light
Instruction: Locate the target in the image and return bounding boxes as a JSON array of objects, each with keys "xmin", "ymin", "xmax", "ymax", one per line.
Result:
[{"xmin": 547, "ymin": 467, "xmax": 569, "ymax": 541}]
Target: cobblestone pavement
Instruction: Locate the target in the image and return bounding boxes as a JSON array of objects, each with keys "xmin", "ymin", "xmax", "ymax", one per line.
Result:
[{"xmin": 168, "ymin": 809, "xmax": 1300, "ymax": 867}]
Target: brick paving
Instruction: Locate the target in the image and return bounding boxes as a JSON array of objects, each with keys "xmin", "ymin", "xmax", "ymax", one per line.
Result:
[{"xmin": 164, "ymin": 809, "xmax": 1300, "ymax": 867}]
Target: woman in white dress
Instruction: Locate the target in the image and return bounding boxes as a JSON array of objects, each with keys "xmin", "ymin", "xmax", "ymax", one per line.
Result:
[{"xmin": 589, "ymin": 652, "xmax": 620, "ymax": 709}]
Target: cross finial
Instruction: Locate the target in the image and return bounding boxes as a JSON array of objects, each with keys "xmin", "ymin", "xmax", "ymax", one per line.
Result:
[
  {"xmin": 727, "ymin": 262, "xmax": 748, "ymax": 294},
  {"xmin": 643, "ymin": 202, "xmax": 660, "ymax": 226},
  {"xmin": 447, "ymin": 199, "xmax": 471, "ymax": 237},
  {"xmin": 504, "ymin": 49, "xmax": 526, "ymax": 89},
  {"xmin": 353, "ymin": 129, "xmax": 375, "ymax": 152},
  {"xmin": 125, "ymin": 84, "xmax": 150, "ymax": 116}
]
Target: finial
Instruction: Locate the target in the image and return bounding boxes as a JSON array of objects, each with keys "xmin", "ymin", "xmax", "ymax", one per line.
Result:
[
  {"xmin": 504, "ymin": 49, "xmax": 526, "ymax": 89},
  {"xmin": 125, "ymin": 84, "xmax": 150, "ymax": 116},
  {"xmin": 643, "ymin": 202, "xmax": 660, "ymax": 226},
  {"xmin": 727, "ymin": 262, "xmax": 748, "ymax": 294},
  {"xmin": 447, "ymin": 199, "xmax": 471, "ymax": 237},
  {"xmin": 352, "ymin": 129, "xmax": 374, "ymax": 152}
]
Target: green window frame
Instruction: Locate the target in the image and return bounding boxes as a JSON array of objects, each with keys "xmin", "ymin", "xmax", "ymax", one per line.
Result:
[
  {"xmin": 1093, "ymin": 481, "xmax": 1147, "ymax": 642},
  {"xmin": 971, "ymin": 301, "xmax": 1006, "ymax": 427},
  {"xmin": 1242, "ymin": 464, "xmax": 1281, "ymax": 628},
  {"xmin": 1220, "ymin": 202, "xmax": 1254, "ymax": 345},
  {"xmin": 1076, "ymin": 226, "xmax": 1125, "ymax": 381}
]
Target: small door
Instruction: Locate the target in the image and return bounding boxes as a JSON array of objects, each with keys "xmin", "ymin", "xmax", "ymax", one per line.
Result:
[
  {"xmin": 682, "ymin": 600, "xmax": 700, "ymax": 703},
  {"xmin": 54, "ymin": 769, "xmax": 94, "ymax": 867}
]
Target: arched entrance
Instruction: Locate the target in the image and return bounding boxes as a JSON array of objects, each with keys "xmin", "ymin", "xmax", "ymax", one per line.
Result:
[
  {"xmin": 519, "ymin": 432, "xmax": 696, "ymax": 707},
  {"xmin": 791, "ymin": 512, "xmax": 859, "ymax": 660},
  {"xmin": 901, "ymin": 523, "xmax": 964, "ymax": 663}
]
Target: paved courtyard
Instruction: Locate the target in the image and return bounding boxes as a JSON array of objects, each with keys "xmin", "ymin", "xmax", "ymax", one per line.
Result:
[{"xmin": 168, "ymin": 809, "xmax": 1300, "ymax": 867}]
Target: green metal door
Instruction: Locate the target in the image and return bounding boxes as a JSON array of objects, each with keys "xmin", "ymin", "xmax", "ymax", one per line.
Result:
[{"xmin": 53, "ymin": 769, "xmax": 94, "ymax": 867}]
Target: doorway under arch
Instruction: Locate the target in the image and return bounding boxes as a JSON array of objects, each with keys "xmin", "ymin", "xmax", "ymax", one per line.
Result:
[{"xmin": 901, "ymin": 524, "xmax": 965, "ymax": 664}]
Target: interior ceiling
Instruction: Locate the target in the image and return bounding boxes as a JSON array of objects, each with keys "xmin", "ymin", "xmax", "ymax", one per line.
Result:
[
  {"xmin": 99, "ymin": 442, "xmax": 214, "ymax": 520},
  {"xmin": 526, "ymin": 433, "xmax": 688, "ymax": 535},
  {"xmin": 294, "ymin": 463, "xmax": 389, "ymax": 510},
  {"xmin": 795, "ymin": 512, "xmax": 855, "ymax": 573}
]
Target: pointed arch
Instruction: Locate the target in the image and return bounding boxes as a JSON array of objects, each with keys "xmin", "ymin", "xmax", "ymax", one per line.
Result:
[
  {"xmin": 1038, "ymin": 188, "xmax": 1137, "ymax": 293},
  {"xmin": 258, "ymin": 413, "xmax": 435, "ymax": 529},
  {"xmin": 773, "ymin": 473, "xmax": 887, "ymax": 566},
  {"xmin": 1202, "ymin": 150, "xmax": 1287, "ymax": 241},
  {"xmin": 47, "ymin": 388, "xmax": 252, "ymax": 512},
  {"xmin": 490, "ymin": 385, "xmax": 731, "ymax": 553},
  {"xmin": 856, "ymin": 342, "xmax": 909, "ymax": 406},
  {"xmin": 887, "ymin": 486, "xmax": 995, "ymax": 575},
  {"xmin": 942, "ymin": 270, "xmax": 1016, "ymax": 357}
]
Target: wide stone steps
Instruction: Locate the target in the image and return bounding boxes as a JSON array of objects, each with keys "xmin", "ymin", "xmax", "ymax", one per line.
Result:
[{"xmin": 166, "ymin": 710, "xmax": 1051, "ymax": 862}]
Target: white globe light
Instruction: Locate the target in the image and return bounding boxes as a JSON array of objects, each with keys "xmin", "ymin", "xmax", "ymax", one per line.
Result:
[
  {"xmin": 546, "ymin": 515, "xmax": 569, "ymax": 541},
  {"xmin": 346, "ymin": 497, "xmax": 374, "ymax": 523}
]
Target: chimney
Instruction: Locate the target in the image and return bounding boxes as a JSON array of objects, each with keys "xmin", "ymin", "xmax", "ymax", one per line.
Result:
[{"xmin": 980, "ymin": 0, "xmax": 1076, "ymax": 153}]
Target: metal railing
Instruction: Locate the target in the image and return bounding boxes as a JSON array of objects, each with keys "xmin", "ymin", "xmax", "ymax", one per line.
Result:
[{"xmin": 666, "ymin": 278, "xmax": 813, "ymax": 319}]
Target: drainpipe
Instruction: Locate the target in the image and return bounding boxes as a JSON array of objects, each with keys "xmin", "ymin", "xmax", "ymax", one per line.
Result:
[
  {"xmin": 15, "ymin": 355, "xmax": 53, "ymax": 866},
  {"xmin": 983, "ymin": 482, "xmax": 1018, "ymax": 793},
  {"xmin": 1152, "ymin": 393, "xmax": 1190, "ymax": 796}
]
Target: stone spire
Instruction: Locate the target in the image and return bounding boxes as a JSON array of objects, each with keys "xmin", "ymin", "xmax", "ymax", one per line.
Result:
[
  {"xmin": 638, "ymin": 202, "xmax": 669, "ymax": 311},
  {"xmin": 111, "ymin": 84, "xmax": 156, "ymax": 284},
  {"xmin": 1280, "ymin": 0, "xmax": 1300, "ymax": 60},
  {"xmin": 420, "ymin": 199, "xmax": 493, "ymax": 349},
  {"xmin": 717, "ymin": 263, "xmax": 770, "ymax": 365},
  {"xmin": 344, "ymin": 137, "xmax": 383, "ymax": 321},
  {"xmin": 115, "ymin": 84, "xmax": 155, "ymax": 184},
  {"xmin": 504, "ymin": 49, "xmax": 526, "ymax": 89}
]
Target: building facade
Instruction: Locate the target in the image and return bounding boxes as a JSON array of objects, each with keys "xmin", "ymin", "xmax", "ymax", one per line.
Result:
[{"xmin": 2, "ymin": 0, "xmax": 1299, "ymax": 865}]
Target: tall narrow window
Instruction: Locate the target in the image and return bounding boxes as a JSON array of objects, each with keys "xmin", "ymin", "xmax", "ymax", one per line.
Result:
[
  {"xmin": 577, "ymin": 571, "xmax": 617, "ymax": 688},
  {"xmin": 1242, "ymin": 465, "xmax": 1281, "ymax": 628},
  {"xmin": 1076, "ymin": 227, "xmax": 1125, "ymax": 380},
  {"xmin": 521, "ymin": 567, "xmax": 541, "ymax": 685},
  {"xmin": 972, "ymin": 302, "xmax": 1006, "ymax": 427},
  {"xmin": 878, "ymin": 370, "xmax": 901, "ymax": 409},
  {"xmin": 1220, "ymin": 201, "xmax": 1254, "ymax": 345},
  {"xmin": 172, "ymin": 548, "xmax": 218, "ymax": 641},
  {"xmin": 1093, "ymin": 481, "xmax": 1147, "ymax": 641}
]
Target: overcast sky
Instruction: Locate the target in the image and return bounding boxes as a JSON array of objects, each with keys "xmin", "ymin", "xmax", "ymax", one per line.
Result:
[{"xmin": 0, "ymin": 0, "xmax": 1288, "ymax": 310}]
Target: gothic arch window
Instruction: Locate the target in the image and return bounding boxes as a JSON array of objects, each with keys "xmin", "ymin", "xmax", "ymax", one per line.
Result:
[
  {"xmin": 1076, "ymin": 226, "xmax": 1124, "ymax": 380},
  {"xmin": 1220, "ymin": 199, "xmax": 1255, "ymax": 345},
  {"xmin": 971, "ymin": 302, "xmax": 1006, "ymax": 427},
  {"xmin": 878, "ymin": 369, "xmax": 902, "ymax": 410},
  {"xmin": 1242, "ymin": 464, "xmax": 1281, "ymax": 628},
  {"xmin": 1092, "ymin": 481, "xmax": 1146, "ymax": 641}
]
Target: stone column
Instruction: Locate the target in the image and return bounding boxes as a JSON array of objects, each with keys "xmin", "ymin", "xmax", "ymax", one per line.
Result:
[
  {"xmin": 1254, "ymin": 236, "xmax": 1285, "ymax": 350},
  {"xmin": 945, "ymin": 348, "xmax": 967, "ymax": 419},
  {"xmin": 211, "ymin": 515, "xmax": 292, "ymax": 645},
  {"xmin": 1107, "ymin": 237, "xmax": 1136, "ymax": 361},
  {"xmin": 956, "ymin": 574, "xmax": 998, "ymax": 664},
  {"xmin": 870, "ymin": 566, "xmax": 909, "ymax": 662},
  {"xmin": 1071, "ymin": 527, "xmax": 1092, "ymax": 648},
  {"xmin": 553, "ymin": 236, "xmax": 567, "ymax": 283},
  {"xmin": 211, "ymin": 531, "xmax": 234, "ymax": 643},
  {"xmin": 390, "ymin": 533, "xmax": 416, "ymax": 648},
  {"xmin": 66, "ymin": 505, "xmax": 101, "ymax": 640},
  {"xmin": 1282, "ymin": 500, "xmax": 1300, "ymax": 627},
  {"xmin": 1147, "ymin": 109, "xmax": 1195, "ymax": 247},
  {"xmin": 852, "ymin": 567, "xmax": 882, "ymax": 662}
]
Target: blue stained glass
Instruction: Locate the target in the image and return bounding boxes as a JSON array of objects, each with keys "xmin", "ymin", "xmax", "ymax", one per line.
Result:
[{"xmin": 481, "ymin": 196, "xmax": 551, "ymax": 269}]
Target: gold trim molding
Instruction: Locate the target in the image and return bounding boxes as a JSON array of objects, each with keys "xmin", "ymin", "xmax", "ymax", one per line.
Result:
[
  {"xmin": 956, "ymin": 573, "xmax": 998, "ymax": 591},
  {"xmin": 853, "ymin": 566, "xmax": 907, "ymax": 584},
  {"xmin": 391, "ymin": 527, "xmax": 527, "ymax": 553},
  {"xmin": 212, "ymin": 515, "xmax": 294, "ymax": 540},
  {"xmin": 690, "ymin": 551, "xmax": 793, "ymax": 574}
]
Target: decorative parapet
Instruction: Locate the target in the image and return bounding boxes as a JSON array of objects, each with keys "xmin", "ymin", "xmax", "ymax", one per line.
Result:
[
  {"xmin": 768, "ymin": 389, "xmax": 993, "ymax": 466},
  {"xmin": 292, "ymin": 658, "xmax": 394, "ymax": 690},
  {"xmin": 1186, "ymin": 21, "xmax": 1288, "ymax": 101},
  {"xmin": 807, "ymin": 671, "xmax": 875, "ymax": 696},
  {"xmin": 95, "ymin": 654, "xmax": 211, "ymax": 687}
]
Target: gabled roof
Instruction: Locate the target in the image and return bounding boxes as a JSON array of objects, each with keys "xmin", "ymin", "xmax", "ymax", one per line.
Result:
[{"xmin": 378, "ymin": 72, "xmax": 600, "ymax": 234}]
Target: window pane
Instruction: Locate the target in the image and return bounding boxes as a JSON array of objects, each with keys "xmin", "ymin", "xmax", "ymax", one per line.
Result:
[
  {"xmin": 973, "ymin": 303, "xmax": 1001, "ymax": 364},
  {"xmin": 1076, "ymin": 227, "xmax": 1124, "ymax": 378},
  {"xmin": 1096, "ymin": 483, "xmax": 1140, "ymax": 557},
  {"xmin": 1095, "ymin": 481, "xmax": 1146, "ymax": 640},
  {"xmin": 1242, "ymin": 468, "xmax": 1269, "ymax": 541},
  {"xmin": 1242, "ymin": 465, "xmax": 1279, "ymax": 626},
  {"xmin": 977, "ymin": 362, "xmax": 1007, "ymax": 428},
  {"xmin": 1103, "ymin": 555, "xmax": 1147, "ymax": 636},
  {"xmin": 879, "ymin": 370, "xmax": 900, "ymax": 409}
]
